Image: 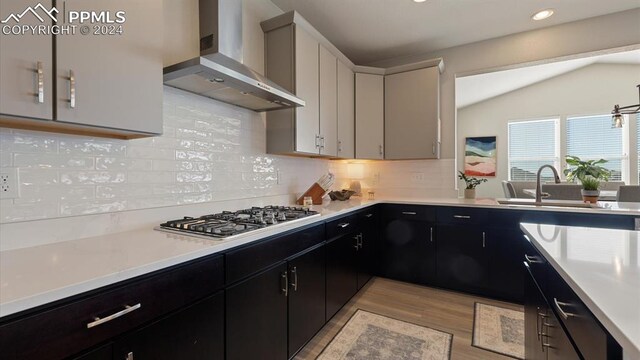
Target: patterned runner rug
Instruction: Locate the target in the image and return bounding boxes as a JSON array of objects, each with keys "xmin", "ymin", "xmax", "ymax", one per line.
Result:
[
  {"xmin": 472, "ymin": 302, "xmax": 525, "ymax": 359},
  {"xmin": 317, "ymin": 309, "xmax": 452, "ymax": 360}
]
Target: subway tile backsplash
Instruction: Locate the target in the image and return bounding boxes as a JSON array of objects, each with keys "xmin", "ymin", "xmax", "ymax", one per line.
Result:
[{"xmin": 0, "ymin": 86, "xmax": 457, "ymax": 224}]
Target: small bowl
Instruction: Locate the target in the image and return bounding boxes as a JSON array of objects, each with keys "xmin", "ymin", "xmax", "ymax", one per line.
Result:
[{"xmin": 328, "ymin": 190, "xmax": 356, "ymax": 201}]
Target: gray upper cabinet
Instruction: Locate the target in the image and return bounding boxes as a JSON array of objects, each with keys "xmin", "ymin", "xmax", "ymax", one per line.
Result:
[
  {"xmin": 337, "ymin": 60, "xmax": 355, "ymax": 159},
  {"xmin": 0, "ymin": 0, "xmax": 162, "ymax": 138},
  {"xmin": 264, "ymin": 23, "xmax": 320, "ymax": 156},
  {"xmin": 384, "ymin": 66, "xmax": 440, "ymax": 159},
  {"xmin": 319, "ymin": 45, "xmax": 337, "ymax": 157},
  {"xmin": 355, "ymin": 73, "xmax": 384, "ymax": 160},
  {"xmin": 56, "ymin": 0, "xmax": 162, "ymax": 135},
  {"xmin": 0, "ymin": 0, "xmax": 54, "ymax": 121}
]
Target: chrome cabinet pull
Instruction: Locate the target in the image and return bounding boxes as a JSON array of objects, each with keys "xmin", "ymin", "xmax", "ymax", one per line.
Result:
[
  {"xmin": 320, "ymin": 136, "xmax": 325, "ymax": 149},
  {"xmin": 353, "ymin": 235, "xmax": 360, "ymax": 250},
  {"xmin": 402, "ymin": 211, "xmax": 417, "ymax": 215},
  {"xmin": 453, "ymin": 215, "xmax": 471, "ymax": 219},
  {"xmin": 379, "ymin": 144, "xmax": 383, "ymax": 155},
  {"xmin": 36, "ymin": 61, "xmax": 44, "ymax": 103},
  {"xmin": 338, "ymin": 140, "xmax": 342, "ymax": 152},
  {"xmin": 430, "ymin": 227, "xmax": 433, "ymax": 242},
  {"xmin": 315, "ymin": 135, "xmax": 320, "ymax": 148},
  {"xmin": 281, "ymin": 271, "xmax": 289, "ymax": 297},
  {"xmin": 554, "ymin": 298, "xmax": 576, "ymax": 319},
  {"xmin": 69, "ymin": 70, "xmax": 76, "ymax": 108},
  {"xmin": 482, "ymin": 232, "xmax": 486, "ymax": 248},
  {"xmin": 338, "ymin": 222, "xmax": 350, "ymax": 228},
  {"xmin": 86, "ymin": 303, "xmax": 141, "ymax": 329},
  {"xmin": 290, "ymin": 266, "xmax": 298, "ymax": 292},
  {"xmin": 365, "ymin": 213, "xmax": 373, "ymax": 218},
  {"xmin": 358, "ymin": 233, "xmax": 363, "ymax": 249},
  {"xmin": 432, "ymin": 142, "xmax": 436, "ymax": 155},
  {"xmin": 126, "ymin": 352, "xmax": 134, "ymax": 360},
  {"xmin": 525, "ymin": 254, "xmax": 542, "ymax": 264}
]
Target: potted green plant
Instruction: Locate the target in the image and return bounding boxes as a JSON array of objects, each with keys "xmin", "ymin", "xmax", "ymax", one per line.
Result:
[
  {"xmin": 458, "ymin": 171, "xmax": 488, "ymax": 199},
  {"xmin": 580, "ymin": 176, "xmax": 600, "ymax": 203},
  {"xmin": 564, "ymin": 155, "xmax": 611, "ymax": 182}
]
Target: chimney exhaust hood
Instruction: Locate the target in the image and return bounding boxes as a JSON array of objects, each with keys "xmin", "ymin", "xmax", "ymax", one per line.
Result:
[{"xmin": 163, "ymin": 0, "xmax": 305, "ymax": 112}]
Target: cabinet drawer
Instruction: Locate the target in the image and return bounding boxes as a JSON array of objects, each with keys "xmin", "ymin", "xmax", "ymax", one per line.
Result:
[
  {"xmin": 547, "ymin": 267, "xmax": 622, "ymax": 360},
  {"xmin": 382, "ymin": 204, "xmax": 436, "ymax": 222},
  {"xmin": 0, "ymin": 254, "xmax": 224, "ymax": 360},
  {"xmin": 437, "ymin": 206, "xmax": 488, "ymax": 225},
  {"xmin": 226, "ymin": 224, "xmax": 324, "ymax": 284},
  {"xmin": 326, "ymin": 214, "xmax": 359, "ymax": 239}
]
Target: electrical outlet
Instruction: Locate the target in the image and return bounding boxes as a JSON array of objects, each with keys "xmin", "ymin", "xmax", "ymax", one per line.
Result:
[
  {"xmin": 276, "ymin": 169, "xmax": 281, "ymax": 185},
  {"xmin": 0, "ymin": 168, "xmax": 19, "ymax": 199},
  {"xmin": 410, "ymin": 172, "xmax": 425, "ymax": 183},
  {"xmin": 372, "ymin": 172, "xmax": 380, "ymax": 185}
]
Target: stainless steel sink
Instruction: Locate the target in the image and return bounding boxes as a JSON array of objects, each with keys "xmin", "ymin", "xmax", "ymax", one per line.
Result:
[{"xmin": 497, "ymin": 198, "xmax": 597, "ymax": 208}]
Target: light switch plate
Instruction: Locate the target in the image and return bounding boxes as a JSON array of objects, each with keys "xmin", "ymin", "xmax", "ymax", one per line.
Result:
[
  {"xmin": 635, "ymin": 218, "xmax": 640, "ymax": 231},
  {"xmin": 0, "ymin": 168, "xmax": 19, "ymax": 199}
]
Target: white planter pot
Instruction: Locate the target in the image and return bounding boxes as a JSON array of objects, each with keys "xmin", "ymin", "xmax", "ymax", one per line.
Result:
[{"xmin": 464, "ymin": 188, "xmax": 476, "ymax": 199}]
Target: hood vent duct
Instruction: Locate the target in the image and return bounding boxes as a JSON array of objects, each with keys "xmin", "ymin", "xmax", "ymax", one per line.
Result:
[{"xmin": 163, "ymin": 0, "xmax": 305, "ymax": 112}]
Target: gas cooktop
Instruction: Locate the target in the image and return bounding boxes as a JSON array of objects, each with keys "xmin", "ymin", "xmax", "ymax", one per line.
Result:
[{"xmin": 156, "ymin": 206, "xmax": 319, "ymax": 239}]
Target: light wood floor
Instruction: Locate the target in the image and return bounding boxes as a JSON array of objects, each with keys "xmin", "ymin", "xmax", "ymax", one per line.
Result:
[{"xmin": 295, "ymin": 277, "xmax": 524, "ymax": 360}]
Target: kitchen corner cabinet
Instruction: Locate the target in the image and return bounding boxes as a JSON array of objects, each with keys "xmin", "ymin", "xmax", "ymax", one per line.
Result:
[
  {"xmin": 385, "ymin": 66, "xmax": 440, "ymax": 159},
  {"xmin": 336, "ymin": 60, "xmax": 355, "ymax": 158},
  {"xmin": 0, "ymin": 0, "xmax": 163, "ymax": 138},
  {"xmin": 355, "ymin": 73, "xmax": 384, "ymax": 159}
]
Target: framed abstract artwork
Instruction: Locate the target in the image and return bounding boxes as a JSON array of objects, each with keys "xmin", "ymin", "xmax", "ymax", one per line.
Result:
[{"xmin": 465, "ymin": 136, "xmax": 496, "ymax": 177}]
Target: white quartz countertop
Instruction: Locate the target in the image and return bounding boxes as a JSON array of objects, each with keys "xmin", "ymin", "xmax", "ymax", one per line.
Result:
[
  {"xmin": 520, "ymin": 223, "xmax": 640, "ymax": 359},
  {"xmin": 1, "ymin": 196, "xmax": 639, "ymax": 319}
]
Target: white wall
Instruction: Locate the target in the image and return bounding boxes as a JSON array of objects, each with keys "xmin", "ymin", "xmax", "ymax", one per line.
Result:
[
  {"xmin": 370, "ymin": 9, "xmax": 640, "ymax": 159},
  {"xmin": 457, "ymin": 63, "xmax": 640, "ymax": 198}
]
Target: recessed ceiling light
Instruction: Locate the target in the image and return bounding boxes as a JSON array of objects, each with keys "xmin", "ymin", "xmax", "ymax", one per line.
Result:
[{"xmin": 532, "ymin": 9, "xmax": 554, "ymax": 21}]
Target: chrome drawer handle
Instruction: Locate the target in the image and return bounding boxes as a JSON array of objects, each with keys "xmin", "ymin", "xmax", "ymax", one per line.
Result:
[
  {"xmin": 338, "ymin": 222, "xmax": 350, "ymax": 228},
  {"xmin": 36, "ymin": 61, "xmax": 44, "ymax": 103},
  {"xmin": 525, "ymin": 254, "xmax": 542, "ymax": 264},
  {"xmin": 86, "ymin": 303, "xmax": 141, "ymax": 329},
  {"xmin": 69, "ymin": 70, "xmax": 76, "ymax": 108},
  {"xmin": 281, "ymin": 272, "xmax": 289, "ymax": 297},
  {"xmin": 402, "ymin": 211, "xmax": 417, "ymax": 215},
  {"xmin": 365, "ymin": 213, "xmax": 373, "ymax": 218},
  {"xmin": 290, "ymin": 266, "xmax": 298, "ymax": 292},
  {"xmin": 453, "ymin": 215, "xmax": 471, "ymax": 219},
  {"xmin": 554, "ymin": 298, "xmax": 576, "ymax": 319}
]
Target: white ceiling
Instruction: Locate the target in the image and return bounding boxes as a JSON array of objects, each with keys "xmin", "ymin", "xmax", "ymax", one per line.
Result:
[
  {"xmin": 269, "ymin": 0, "xmax": 640, "ymax": 65},
  {"xmin": 455, "ymin": 49, "xmax": 640, "ymax": 108}
]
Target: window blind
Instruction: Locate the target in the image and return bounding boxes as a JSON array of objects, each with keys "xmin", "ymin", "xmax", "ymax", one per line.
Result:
[
  {"xmin": 508, "ymin": 119, "xmax": 558, "ymax": 181},
  {"xmin": 566, "ymin": 115, "xmax": 624, "ymax": 181}
]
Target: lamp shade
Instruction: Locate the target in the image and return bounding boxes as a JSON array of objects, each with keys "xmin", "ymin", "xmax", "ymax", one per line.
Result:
[{"xmin": 347, "ymin": 163, "xmax": 365, "ymax": 180}]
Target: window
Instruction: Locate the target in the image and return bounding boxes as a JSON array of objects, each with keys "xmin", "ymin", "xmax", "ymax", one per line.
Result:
[
  {"xmin": 566, "ymin": 115, "xmax": 625, "ymax": 181},
  {"xmin": 508, "ymin": 119, "xmax": 559, "ymax": 181}
]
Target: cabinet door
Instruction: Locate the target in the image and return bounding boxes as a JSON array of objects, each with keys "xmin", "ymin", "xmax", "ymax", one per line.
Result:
[
  {"xmin": 385, "ymin": 67, "xmax": 439, "ymax": 159},
  {"xmin": 326, "ymin": 233, "xmax": 359, "ymax": 320},
  {"xmin": 379, "ymin": 218, "xmax": 436, "ymax": 285},
  {"xmin": 355, "ymin": 73, "xmax": 384, "ymax": 159},
  {"xmin": 72, "ymin": 344, "xmax": 112, "ymax": 360},
  {"xmin": 55, "ymin": 0, "xmax": 162, "ymax": 134},
  {"xmin": 113, "ymin": 292, "xmax": 224, "ymax": 360},
  {"xmin": 337, "ymin": 60, "xmax": 355, "ymax": 158},
  {"xmin": 525, "ymin": 269, "xmax": 548, "ymax": 360},
  {"xmin": 437, "ymin": 225, "xmax": 489, "ymax": 293},
  {"xmin": 0, "ymin": 0, "xmax": 53, "ymax": 120},
  {"xmin": 226, "ymin": 263, "xmax": 288, "ymax": 360},
  {"xmin": 358, "ymin": 211, "xmax": 378, "ymax": 289},
  {"xmin": 319, "ymin": 45, "xmax": 337, "ymax": 157},
  {"xmin": 545, "ymin": 312, "xmax": 581, "ymax": 360},
  {"xmin": 294, "ymin": 26, "xmax": 320, "ymax": 154},
  {"xmin": 288, "ymin": 245, "xmax": 326, "ymax": 358},
  {"xmin": 489, "ymin": 228, "xmax": 525, "ymax": 302}
]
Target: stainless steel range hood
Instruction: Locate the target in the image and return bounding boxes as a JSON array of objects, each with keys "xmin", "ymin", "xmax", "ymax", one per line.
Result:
[{"xmin": 163, "ymin": 0, "xmax": 305, "ymax": 112}]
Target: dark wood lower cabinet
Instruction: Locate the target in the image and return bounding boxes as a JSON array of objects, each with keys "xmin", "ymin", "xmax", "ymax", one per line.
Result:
[
  {"xmin": 525, "ymin": 268, "xmax": 550, "ymax": 360},
  {"xmin": 326, "ymin": 233, "xmax": 359, "ymax": 320},
  {"xmin": 73, "ymin": 344, "xmax": 113, "ymax": 360},
  {"xmin": 226, "ymin": 263, "xmax": 288, "ymax": 360},
  {"xmin": 379, "ymin": 218, "xmax": 436, "ymax": 285},
  {"xmin": 357, "ymin": 211, "xmax": 377, "ymax": 289},
  {"xmin": 488, "ymin": 228, "xmax": 525, "ymax": 302},
  {"xmin": 112, "ymin": 292, "xmax": 224, "ymax": 360},
  {"xmin": 288, "ymin": 245, "xmax": 326, "ymax": 358},
  {"xmin": 437, "ymin": 225, "xmax": 489, "ymax": 293}
]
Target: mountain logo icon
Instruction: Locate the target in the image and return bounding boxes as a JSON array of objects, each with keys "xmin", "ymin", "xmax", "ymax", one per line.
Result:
[{"xmin": 1, "ymin": 3, "xmax": 59, "ymax": 24}]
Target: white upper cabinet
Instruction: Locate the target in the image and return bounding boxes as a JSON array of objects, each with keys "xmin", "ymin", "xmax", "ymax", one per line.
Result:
[
  {"xmin": 0, "ymin": 0, "xmax": 54, "ymax": 121},
  {"xmin": 0, "ymin": 0, "xmax": 163, "ymax": 138},
  {"xmin": 336, "ymin": 60, "xmax": 355, "ymax": 159},
  {"xmin": 384, "ymin": 66, "xmax": 440, "ymax": 159},
  {"xmin": 319, "ymin": 45, "xmax": 338, "ymax": 157},
  {"xmin": 355, "ymin": 73, "xmax": 384, "ymax": 160}
]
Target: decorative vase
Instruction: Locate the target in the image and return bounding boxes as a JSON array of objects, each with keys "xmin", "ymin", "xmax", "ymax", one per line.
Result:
[
  {"xmin": 464, "ymin": 188, "xmax": 476, "ymax": 199},
  {"xmin": 581, "ymin": 189, "xmax": 600, "ymax": 204}
]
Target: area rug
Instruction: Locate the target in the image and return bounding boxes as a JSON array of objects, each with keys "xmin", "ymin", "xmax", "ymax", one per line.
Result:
[
  {"xmin": 472, "ymin": 302, "xmax": 525, "ymax": 359},
  {"xmin": 317, "ymin": 309, "xmax": 452, "ymax": 360}
]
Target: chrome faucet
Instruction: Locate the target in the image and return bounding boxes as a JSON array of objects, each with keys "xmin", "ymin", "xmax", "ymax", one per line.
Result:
[{"xmin": 535, "ymin": 165, "xmax": 561, "ymax": 203}]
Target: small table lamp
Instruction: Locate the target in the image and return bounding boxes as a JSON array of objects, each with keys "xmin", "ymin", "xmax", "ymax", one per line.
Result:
[{"xmin": 347, "ymin": 163, "xmax": 365, "ymax": 196}]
